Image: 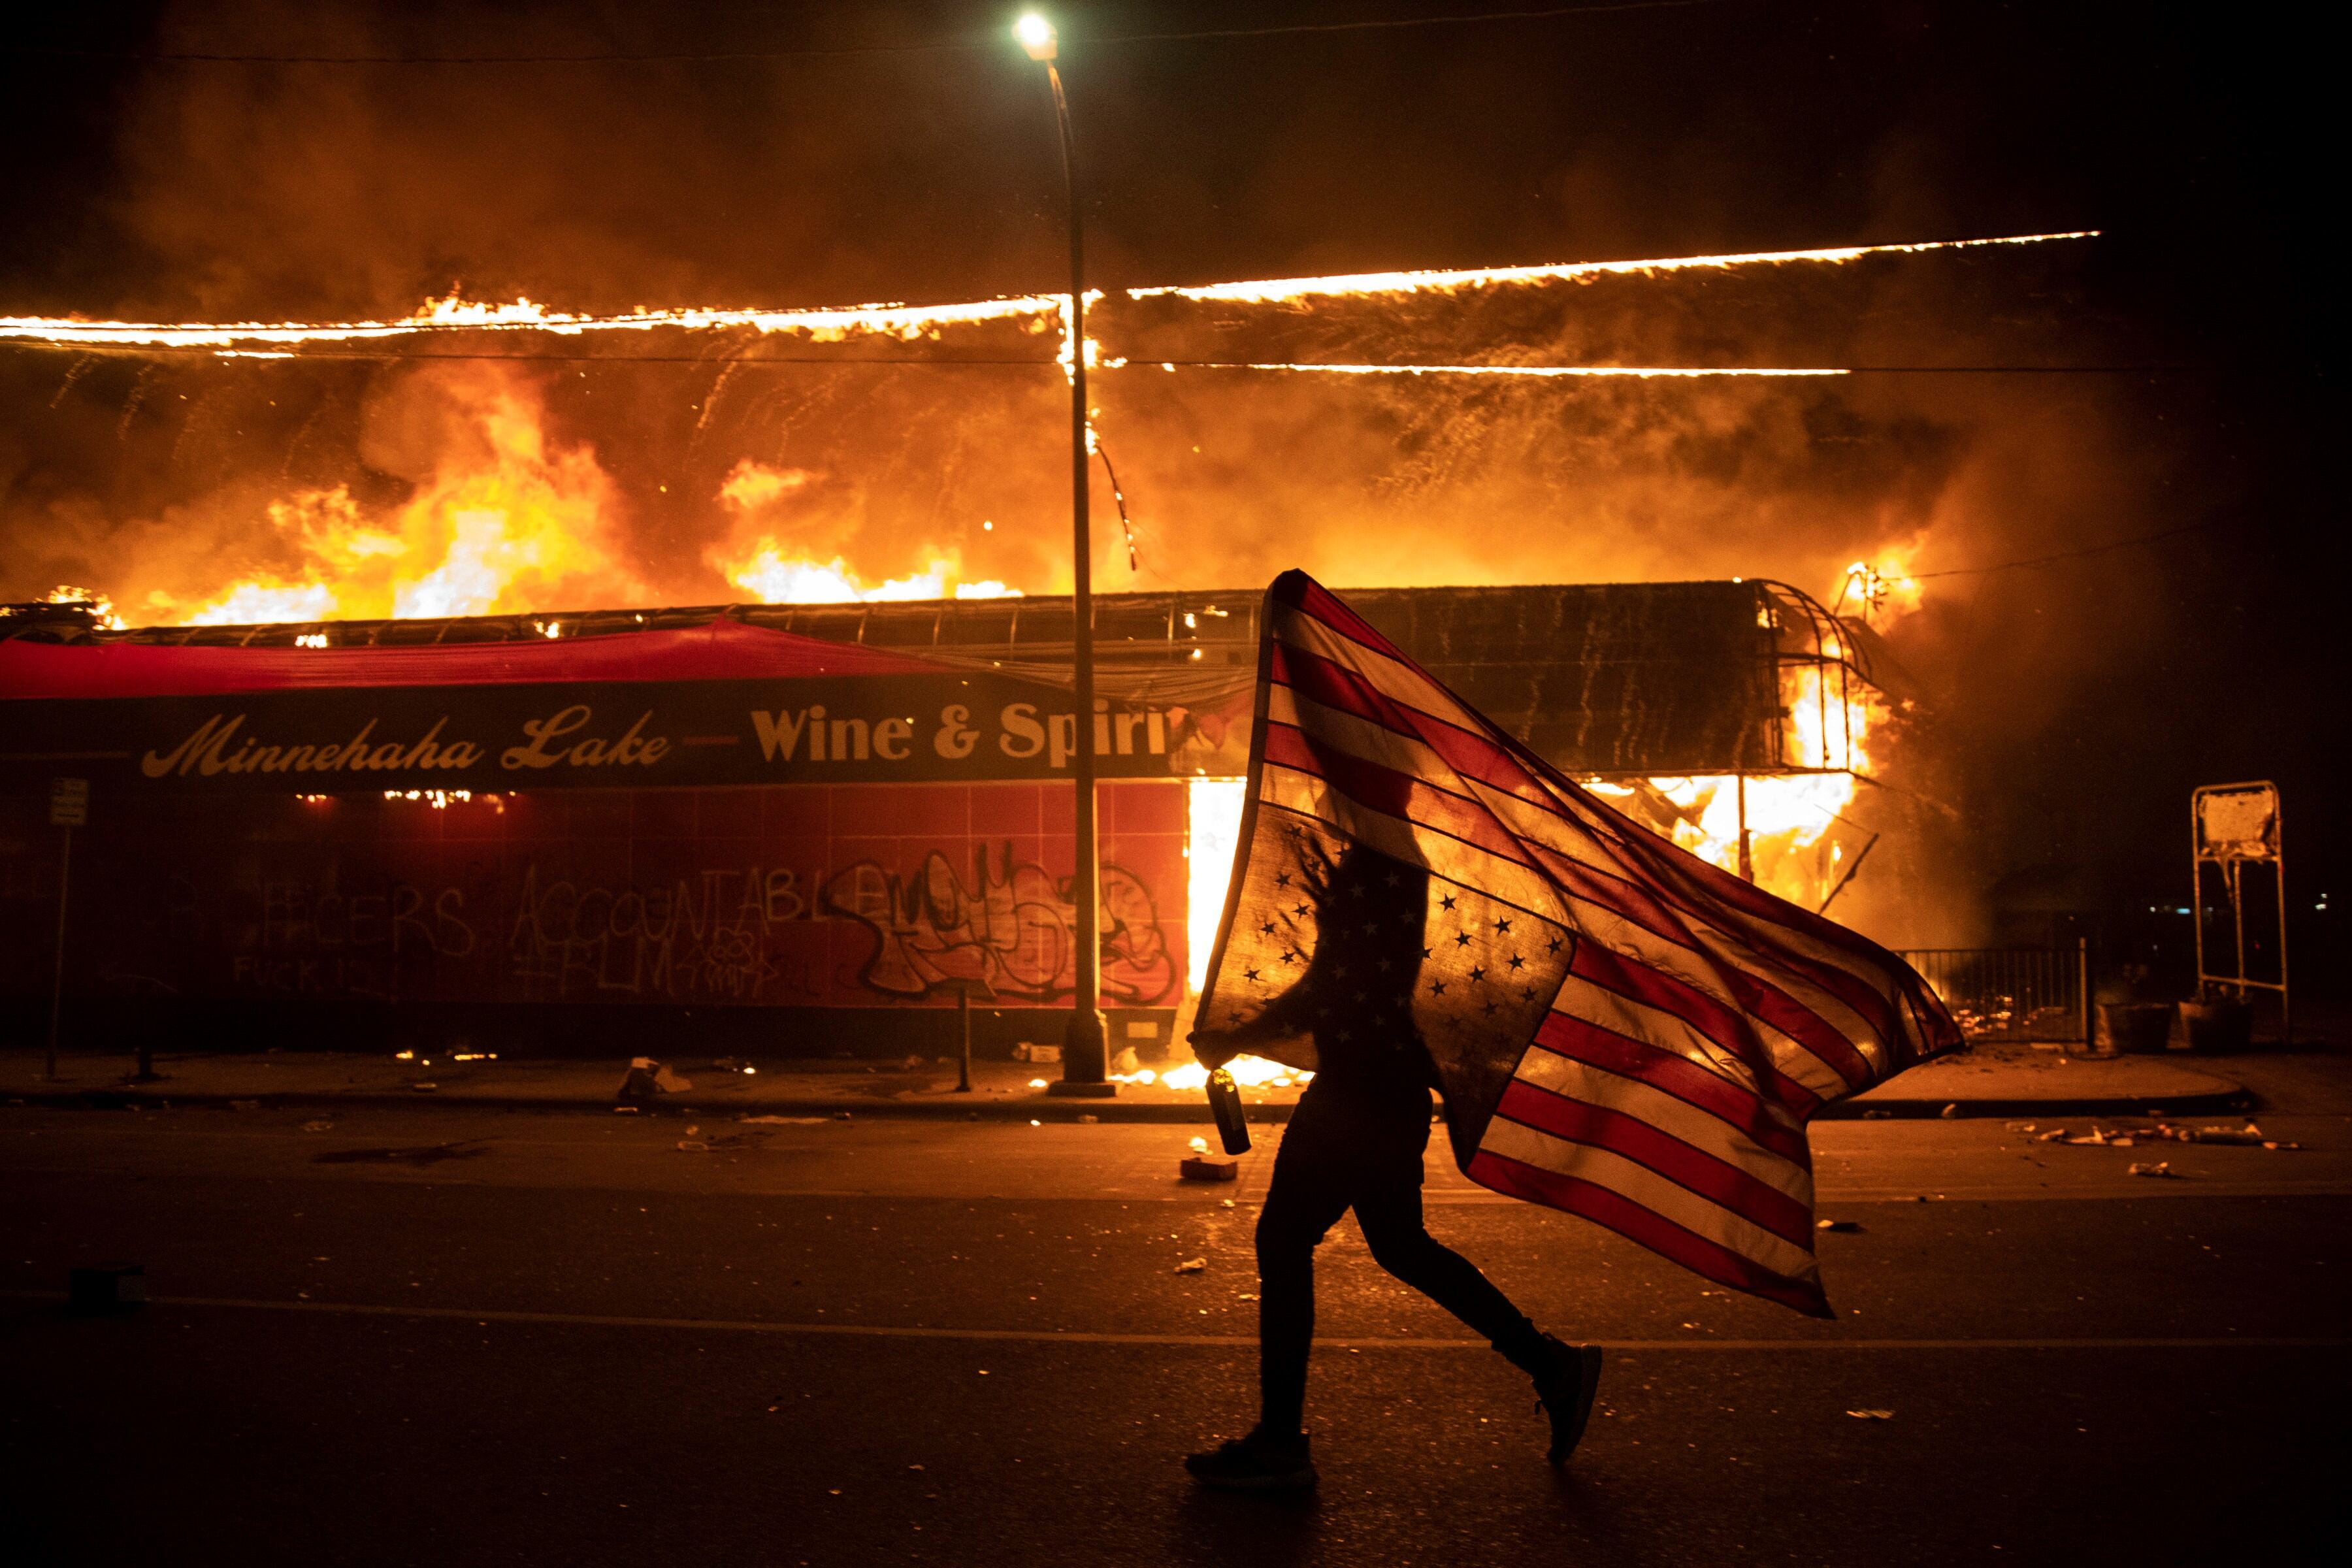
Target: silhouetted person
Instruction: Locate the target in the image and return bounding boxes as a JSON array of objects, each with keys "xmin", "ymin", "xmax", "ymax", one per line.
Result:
[{"xmin": 1184, "ymin": 842, "xmax": 1601, "ymax": 1491}]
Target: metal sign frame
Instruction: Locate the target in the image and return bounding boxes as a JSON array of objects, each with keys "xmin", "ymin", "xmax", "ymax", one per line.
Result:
[{"xmin": 2191, "ymin": 780, "xmax": 2287, "ymax": 1039}]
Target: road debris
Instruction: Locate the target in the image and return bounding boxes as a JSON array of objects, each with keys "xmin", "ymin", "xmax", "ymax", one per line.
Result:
[
  {"xmin": 617, "ymin": 1057, "xmax": 690, "ymax": 1108},
  {"xmin": 2005, "ymin": 1121, "xmax": 2038, "ymax": 1133},
  {"xmin": 2126, "ymin": 1160, "xmax": 2176, "ymax": 1178},
  {"xmin": 1939, "ymin": 1103, "xmax": 1961, "ymax": 1119},
  {"xmin": 742, "ymin": 1115, "xmax": 825, "ymax": 1126},
  {"xmin": 301, "ymin": 1119, "xmax": 334, "ymax": 1133},
  {"xmin": 2033, "ymin": 1120, "xmax": 2300, "ymax": 1153},
  {"xmin": 1173, "ymin": 1257, "xmax": 1207, "ymax": 1274},
  {"xmin": 315, "ymin": 1139, "xmax": 487, "ymax": 1168},
  {"xmin": 1181, "ymin": 1155, "xmax": 1239, "ymax": 1183},
  {"xmin": 1816, "ymin": 1219, "xmax": 1863, "ymax": 1233},
  {"xmin": 1846, "ymin": 1409, "xmax": 1895, "ymax": 1420}
]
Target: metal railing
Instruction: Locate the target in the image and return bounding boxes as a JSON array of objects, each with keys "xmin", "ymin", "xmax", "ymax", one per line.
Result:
[{"xmin": 1896, "ymin": 941, "xmax": 2091, "ymax": 1045}]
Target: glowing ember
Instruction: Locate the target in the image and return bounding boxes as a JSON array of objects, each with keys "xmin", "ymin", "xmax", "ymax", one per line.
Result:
[
  {"xmin": 382, "ymin": 790, "xmax": 502, "ymax": 811},
  {"xmin": 1158, "ymin": 1056, "xmax": 1309, "ymax": 1091}
]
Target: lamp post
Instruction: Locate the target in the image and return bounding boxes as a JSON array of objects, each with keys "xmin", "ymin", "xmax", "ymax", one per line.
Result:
[{"xmin": 1019, "ymin": 12, "xmax": 1113, "ymax": 1096}]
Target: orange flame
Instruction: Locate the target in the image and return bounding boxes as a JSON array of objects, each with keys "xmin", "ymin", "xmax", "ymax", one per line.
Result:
[
  {"xmin": 44, "ymin": 585, "xmax": 128, "ymax": 630},
  {"xmin": 1582, "ymin": 664, "xmax": 1889, "ymax": 910},
  {"xmin": 0, "ymin": 291, "xmax": 1062, "ymax": 350},
  {"xmin": 0, "ymin": 231, "xmax": 2097, "ymax": 353},
  {"xmin": 703, "ymin": 459, "xmax": 1020, "ymax": 606},
  {"xmin": 152, "ymin": 371, "xmax": 641, "ymax": 625},
  {"xmin": 1835, "ymin": 557, "xmax": 1923, "ymax": 627},
  {"xmin": 1128, "ymin": 231, "xmax": 2099, "ymax": 304}
]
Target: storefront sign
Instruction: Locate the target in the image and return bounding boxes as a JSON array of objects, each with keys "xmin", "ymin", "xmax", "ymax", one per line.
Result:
[{"xmin": 1, "ymin": 672, "xmax": 1252, "ymax": 795}]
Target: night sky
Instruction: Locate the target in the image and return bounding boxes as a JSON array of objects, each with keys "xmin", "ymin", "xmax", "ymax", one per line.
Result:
[{"xmin": 1, "ymin": 2, "xmax": 2337, "ymax": 983}]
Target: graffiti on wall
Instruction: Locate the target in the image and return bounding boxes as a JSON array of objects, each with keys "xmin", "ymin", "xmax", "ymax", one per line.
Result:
[
  {"xmin": 507, "ymin": 863, "xmax": 822, "ymax": 1004},
  {"xmin": 1, "ymin": 785, "xmax": 1184, "ymax": 1011},
  {"xmin": 823, "ymin": 844, "xmax": 1177, "ymax": 1005}
]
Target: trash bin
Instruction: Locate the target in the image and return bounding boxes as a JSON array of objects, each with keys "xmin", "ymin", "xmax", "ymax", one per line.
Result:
[
  {"xmin": 2176, "ymin": 997, "xmax": 2253, "ymax": 1054},
  {"xmin": 2094, "ymin": 1003, "xmax": 2174, "ymax": 1056}
]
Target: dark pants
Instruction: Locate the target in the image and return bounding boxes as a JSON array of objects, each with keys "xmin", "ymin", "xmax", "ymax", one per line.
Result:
[{"xmin": 1255, "ymin": 1079, "xmax": 1547, "ymax": 1435}]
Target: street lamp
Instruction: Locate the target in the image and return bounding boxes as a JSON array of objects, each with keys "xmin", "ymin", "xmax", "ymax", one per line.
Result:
[{"xmin": 1018, "ymin": 12, "xmax": 1113, "ymax": 1097}]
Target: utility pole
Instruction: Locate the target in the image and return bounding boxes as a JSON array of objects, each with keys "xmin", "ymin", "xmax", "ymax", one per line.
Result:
[{"xmin": 1018, "ymin": 12, "xmax": 1113, "ymax": 1096}]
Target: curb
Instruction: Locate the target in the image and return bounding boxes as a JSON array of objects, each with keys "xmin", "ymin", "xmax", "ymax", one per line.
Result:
[
  {"xmin": 5, "ymin": 1083, "xmax": 2256, "ymax": 1123},
  {"xmin": 2, "ymin": 1085, "xmax": 1260, "ymax": 1123},
  {"xmin": 1814, "ymin": 1088, "xmax": 2255, "ymax": 1120}
]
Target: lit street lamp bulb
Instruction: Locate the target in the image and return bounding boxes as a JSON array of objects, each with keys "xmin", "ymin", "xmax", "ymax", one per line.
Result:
[{"xmin": 1014, "ymin": 12, "xmax": 1056, "ymax": 60}]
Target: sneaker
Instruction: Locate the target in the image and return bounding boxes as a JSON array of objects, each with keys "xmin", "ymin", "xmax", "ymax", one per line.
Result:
[
  {"xmin": 1532, "ymin": 1334, "xmax": 1605, "ymax": 1463},
  {"xmin": 1184, "ymin": 1428, "xmax": 1318, "ymax": 1492}
]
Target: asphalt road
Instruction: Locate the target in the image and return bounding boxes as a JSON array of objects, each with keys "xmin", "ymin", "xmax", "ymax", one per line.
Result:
[{"xmin": 5, "ymin": 1102, "xmax": 2348, "ymax": 1567}]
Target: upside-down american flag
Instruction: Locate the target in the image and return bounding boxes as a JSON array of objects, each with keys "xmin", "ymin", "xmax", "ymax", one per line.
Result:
[{"xmin": 1195, "ymin": 572, "xmax": 1963, "ymax": 1316}]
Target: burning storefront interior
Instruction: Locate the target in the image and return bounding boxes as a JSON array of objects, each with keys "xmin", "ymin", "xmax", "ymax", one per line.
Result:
[{"xmin": 0, "ymin": 578, "xmax": 1910, "ymax": 1064}]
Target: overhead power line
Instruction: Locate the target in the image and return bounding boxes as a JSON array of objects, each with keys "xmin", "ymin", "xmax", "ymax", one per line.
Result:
[
  {"xmin": 1911, "ymin": 519, "xmax": 2220, "ymax": 580},
  {"xmin": 3, "ymin": 340, "xmax": 2228, "ymax": 375},
  {"xmin": 7, "ymin": 2, "xmax": 1737, "ymax": 65},
  {"xmin": 12, "ymin": 345, "xmax": 1063, "ymax": 366},
  {"xmin": 1089, "ymin": 1, "xmax": 1727, "ymax": 48}
]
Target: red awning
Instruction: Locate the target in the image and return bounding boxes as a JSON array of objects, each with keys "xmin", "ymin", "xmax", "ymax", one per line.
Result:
[{"xmin": 0, "ymin": 617, "xmax": 947, "ymax": 700}]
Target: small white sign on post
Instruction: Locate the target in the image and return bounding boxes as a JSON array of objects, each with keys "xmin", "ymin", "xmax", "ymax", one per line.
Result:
[{"xmin": 49, "ymin": 776, "xmax": 88, "ymax": 828}]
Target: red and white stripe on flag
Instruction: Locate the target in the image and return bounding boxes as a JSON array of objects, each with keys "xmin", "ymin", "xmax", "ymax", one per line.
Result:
[{"xmin": 1195, "ymin": 571, "xmax": 1963, "ymax": 1317}]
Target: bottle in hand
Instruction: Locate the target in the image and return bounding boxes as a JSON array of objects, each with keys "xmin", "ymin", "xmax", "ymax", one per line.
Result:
[{"xmin": 1207, "ymin": 1066, "xmax": 1251, "ymax": 1155}]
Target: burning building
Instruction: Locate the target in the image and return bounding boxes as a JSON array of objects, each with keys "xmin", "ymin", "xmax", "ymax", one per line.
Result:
[
  {"xmin": 0, "ymin": 579, "xmax": 1895, "ymax": 1060},
  {"xmin": 5, "ymin": 225, "xmax": 2085, "ymax": 1062}
]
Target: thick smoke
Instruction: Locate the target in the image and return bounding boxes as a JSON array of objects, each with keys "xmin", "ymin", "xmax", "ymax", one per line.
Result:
[{"xmin": 0, "ymin": 1, "xmax": 2207, "ymax": 951}]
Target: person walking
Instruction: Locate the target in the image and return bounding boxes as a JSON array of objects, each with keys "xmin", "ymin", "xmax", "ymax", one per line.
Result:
[{"xmin": 1183, "ymin": 843, "xmax": 1603, "ymax": 1492}]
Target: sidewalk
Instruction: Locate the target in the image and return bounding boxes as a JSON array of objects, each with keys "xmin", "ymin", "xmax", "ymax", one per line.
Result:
[{"xmin": 0, "ymin": 1041, "xmax": 2253, "ymax": 1122}]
